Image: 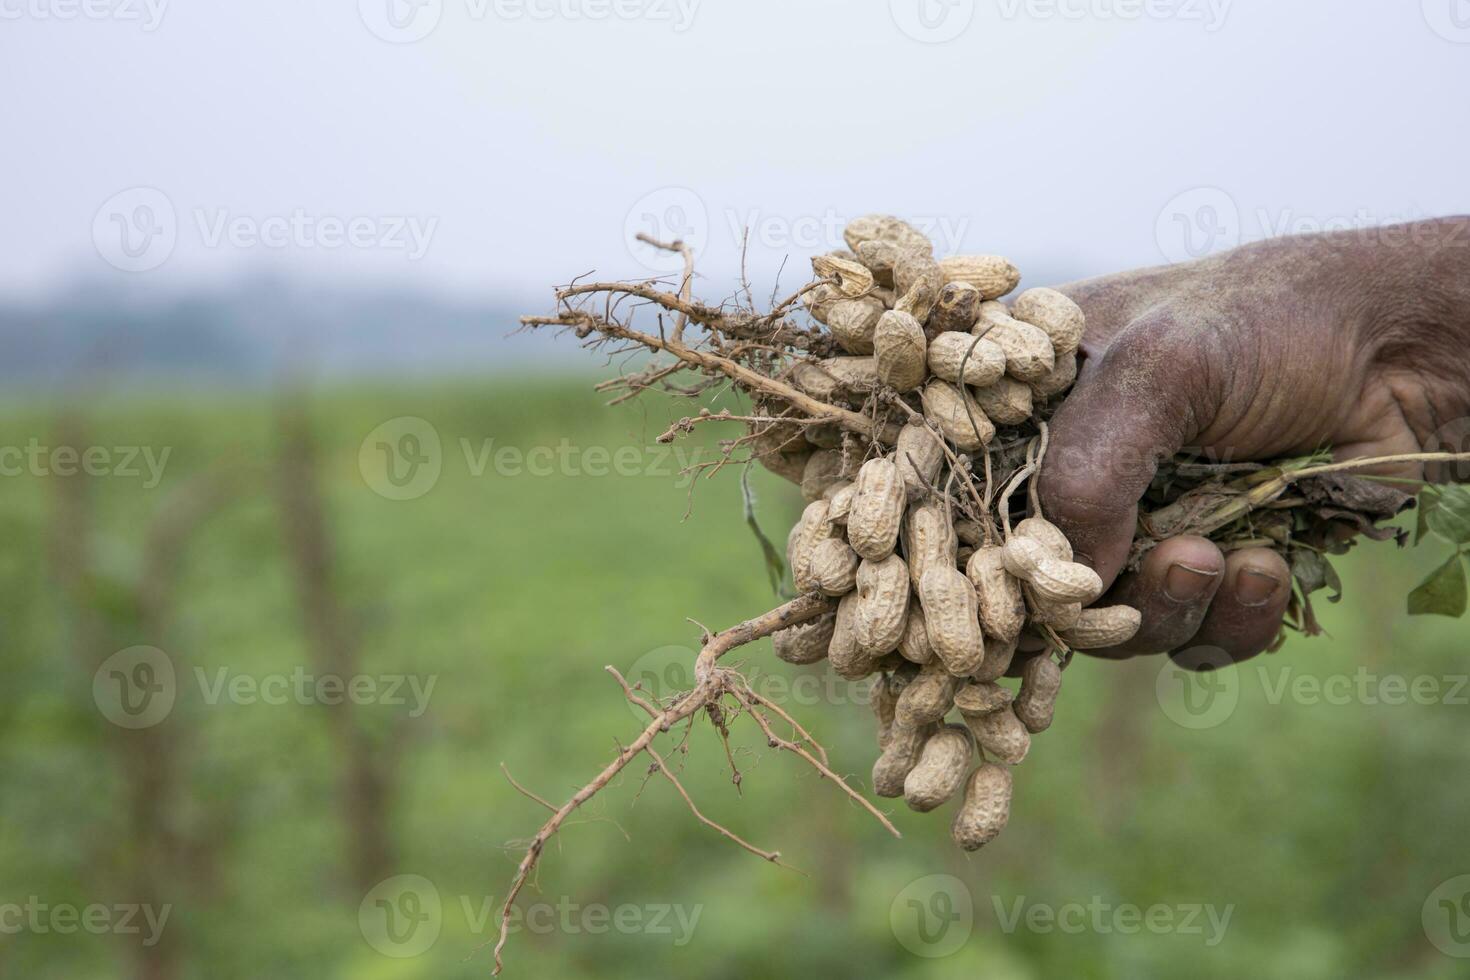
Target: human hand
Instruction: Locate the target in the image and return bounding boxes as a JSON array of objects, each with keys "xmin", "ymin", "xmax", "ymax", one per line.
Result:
[{"xmin": 1037, "ymin": 218, "xmax": 1470, "ymax": 666}]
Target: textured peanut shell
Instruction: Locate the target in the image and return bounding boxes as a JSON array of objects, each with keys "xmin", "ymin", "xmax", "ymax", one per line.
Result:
[
  {"xmin": 919, "ymin": 380, "xmax": 994, "ymax": 451},
  {"xmin": 894, "ymin": 660, "xmax": 959, "ymax": 728},
  {"xmin": 847, "ymin": 458, "xmax": 906, "ymax": 561},
  {"xmin": 772, "ymin": 613, "xmax": 836, "ymax": 665},
  {"xmin": 965, "ymin": 706, "xmax": 1030, "ymax": 765},
  {"xmin": 854, "ymin": 239, "xmax": 911, "ymax": 287},
  {"xmin": 973, "ymin": 302, "xmax": 1054, "ymax": 382},
  {"xmin": 894, "ymin": 422, "xmax": 945, "ymax": 500},
  {"xmin": 871, "ymin": 673, "xmax": 899, "ymax": 749},
  {"xmin": 1001, "ymin": 534, "xmax": 1049, "ymax": 579},
  {"xmin": 904, "ymin": 725, "xmax": 974, "ymax": 813},
  {"xmin": 812, "ymin": 254, "xmax": 875, "ymax": 298},
  {"xmin": 1014, "ymin": 516, "xmax": 1073, "ymax": 561},
  {"xmin": 788, "ymin": 499, "xmax": 833, "ymax": 592},
  {"xmin": 809, "ymin": 537, "xmax": 860, "ymax": 597},
  {"xmin": 790, "ymin": 357, "xmax": 879, "ymax": 403},
  {"xmin": 1029, "ymin": 352, "xmax": 1078, "ymax": 400},
  {"xmin": 828, "ymin": 593, "xmax": 877, "ymax": 679},
  {"xmin": 893, "ymin": 252, "xmax": 944, "ymax": 323},
  {"xmin": 926, "ymin": 332, "xmax": 1007, "ymax": 387},
  {"xmin": 938, "ymin": 255, "xmax": 1021, "ymax": 300},
  {"xmin": 801, "ymin": 449, "xmax": 858, "ymax": 503},
  {"xmin": 1028, "ymin": 557, "xmax": 1105, "ymax": 605},
  {"xmin": 826, "ymin": 482, "xmax": 856, "ymax": 524},
  {"xmin": 1058, "ymin": 605, "xmax": 1143, "ymax": 649},
  {"xmin": 827, "ymin": 296, "xmax": 885, "ymax": 355},
  {"xmin": 873, "ymin": 310, "xmax": 928, "ymax": 392},
  {"xmin": 1010, "ymin": 287, "xmax": 1085, "ymax": 355},
  {"xmin": 843, "ymin": 214, "xmax": 933, "ymax": 256},
  {"xmin": 853, "ymin": 555, "xmax": 910, "ymax": 657},
  {"xmin": 872, "ymin": 720, "xmax": 933, "ymax": 798},
  {"xmin": 898, "ymin": 604, "xmax": 936, "ymax": 665},
  {"xmin": 954, "ymin": 520, "xmax": 984, "ymax": 547},
  {"xmin": 971, "ymin": 376, "xmax": 1034, "ymax": 426},
  {"xmin": 966, "ymin": 545, "xmax": 1026, "ymax": 643},
  {"xmin": 953, "ymin": 680, "xmax": 1013, "ymax": 716},
  {"xmin": 918, "ymin": 565, "xmax": 986, "ymax": 677},
  {"xmin": 804, "ymin": 283, "xmax": 838, "ymax": 324},
  {"xmin": 904, "ymin": 498, "xmax": 958, "ymax": 590},
  {"xmin": 928, "ymin": 282, "xmax": 982, "ymax": 334},
  {"xmin": 951, "ymin": 763, "xmax": 1013, "ymax": 851},
  {"xmin": 971, "ymin": 630, "xmax": 1018, "ymax": 683},
  {"xmin": 1014, "ymin": 655, "xmax": 1062, "ymax": 733},
  {"xmin": 1025, "ymin": 588, "xmax": 1083, "ymax": 630}
]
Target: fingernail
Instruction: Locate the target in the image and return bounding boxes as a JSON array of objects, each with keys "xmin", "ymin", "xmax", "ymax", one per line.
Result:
[
  {"xmin": 1236, "ymin": 568, "xmax": 1283, "ymax": 607},
  {"xmin": 1164, "ymin": 563, "xmax": 1218, "ymax": 602}
]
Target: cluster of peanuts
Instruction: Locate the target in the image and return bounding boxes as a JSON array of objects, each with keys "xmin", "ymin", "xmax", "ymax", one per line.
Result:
[{"xmin": 760, "ymin": 215, "xmax": 1145, "ymax": 850}]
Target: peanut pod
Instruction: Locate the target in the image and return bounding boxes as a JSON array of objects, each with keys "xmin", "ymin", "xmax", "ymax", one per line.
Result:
[
  {"xmin": 1010, "ymin": 287, "xmax": 1085, "ymax": 356},
  {"xmin": 853, "ymin": 554, "xmax": 910, "ymax": 657},
  {"xmin": 894, "ymin": 659, "xmax": 960, "ymax": 728},
  {"xmin": 951, "ymin": 763, "xmax": 1013, "ymax": 851},
  {"xmin": 1058, "ymin": 605, "xmax": 1143, "ymax": 649},
  {"xmin": 920, "ymin": 380, "xmax": 994, "ymax": 451},
  {"xmin": 966, "ymin": 544, "xmax": 1026, "ymax": 643},
  {"xmin": 918, "ymin": 565, "xmax": 986, "ymax": 677},
  {"xmin": 874, "ymin": 309, "xmax": 928, "ymax": 392},
  {"xmin": 904, "ymin": 724, "xmax": 975, "ymax": 813},
  {"xmin": 848, "ymin": 457, "xmax": 906, "ymax": 561},
  {"xmin": 927, "ymin": 332, "xmax": 1007, "ymax": 387},
  {"xmin": 938, "ymin": 254, "xmax": 1021, "ymax": 300},
  {"xmin": 1014, "ymin": 655, "xmax": 1062, "ymax": 733},
  {"xmin": 964, "ymin": 705, "xmax": 1030, "ymax": 765}
]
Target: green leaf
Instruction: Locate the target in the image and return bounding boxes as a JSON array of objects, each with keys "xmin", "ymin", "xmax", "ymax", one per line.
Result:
[
  {"xmin": 1415, "ymin": 490, "xmax": 1438, "ymax": 546},
  {"xmin": 1426, "ymin": 484, "xmax": 1470, "ymax": 545},
  {"xmin": 740, "ymin": 466, "xmax": 786, "ymax": 596},
  {"xmin": 1407, "ymin": 552, "xmax": 1468, "ymax": 618}
]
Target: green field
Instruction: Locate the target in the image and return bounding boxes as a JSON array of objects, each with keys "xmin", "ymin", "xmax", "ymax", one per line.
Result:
[{"xmin": 2, "ymin": 379, "xmax": 1467, "ymax": 979}]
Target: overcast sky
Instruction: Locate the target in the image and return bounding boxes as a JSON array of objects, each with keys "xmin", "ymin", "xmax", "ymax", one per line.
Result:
[{"xmin": 4, "ymin": 0, "xmax": 1467, "ymax": 301}]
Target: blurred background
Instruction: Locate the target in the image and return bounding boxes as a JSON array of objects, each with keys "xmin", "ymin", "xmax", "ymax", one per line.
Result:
[{"xmin": 3, "ymin": 2, "xmax": 1468, "ymax": 977}]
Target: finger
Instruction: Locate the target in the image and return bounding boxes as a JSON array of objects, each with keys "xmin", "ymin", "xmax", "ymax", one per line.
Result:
[
  {"xmin": 1171, "ymin": 549, "xmax": 1292, "ymax": 669},
  {"xmin": 1080, "ymin": 536, "xmax": 1225, "ymax": 659},
  {"xmin": 1037, "ymin": 315, "xmax": 1210, "ymax": 589}
]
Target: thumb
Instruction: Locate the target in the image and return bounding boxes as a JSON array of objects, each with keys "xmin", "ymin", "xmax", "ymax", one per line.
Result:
[{"xmin": 1036, "ymin": 315, "xmax": 1210, "ymax": 589}]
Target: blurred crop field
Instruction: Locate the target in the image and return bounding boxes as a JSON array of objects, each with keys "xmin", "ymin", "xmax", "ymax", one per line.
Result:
[{"xmin": 1, "ymin": 377, "xmax": 1467, "ymax": 979}]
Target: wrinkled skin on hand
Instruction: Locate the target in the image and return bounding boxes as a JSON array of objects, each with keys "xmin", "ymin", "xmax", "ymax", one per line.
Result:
[{"xmin": 1037, "ymin": 218, "xmax": 1470, "ymax": 668}]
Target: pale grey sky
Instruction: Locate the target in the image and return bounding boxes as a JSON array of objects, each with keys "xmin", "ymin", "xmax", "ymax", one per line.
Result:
[{"xmin": 4, "ymin": 0, "xmax": 1467, "ymax": 299}]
